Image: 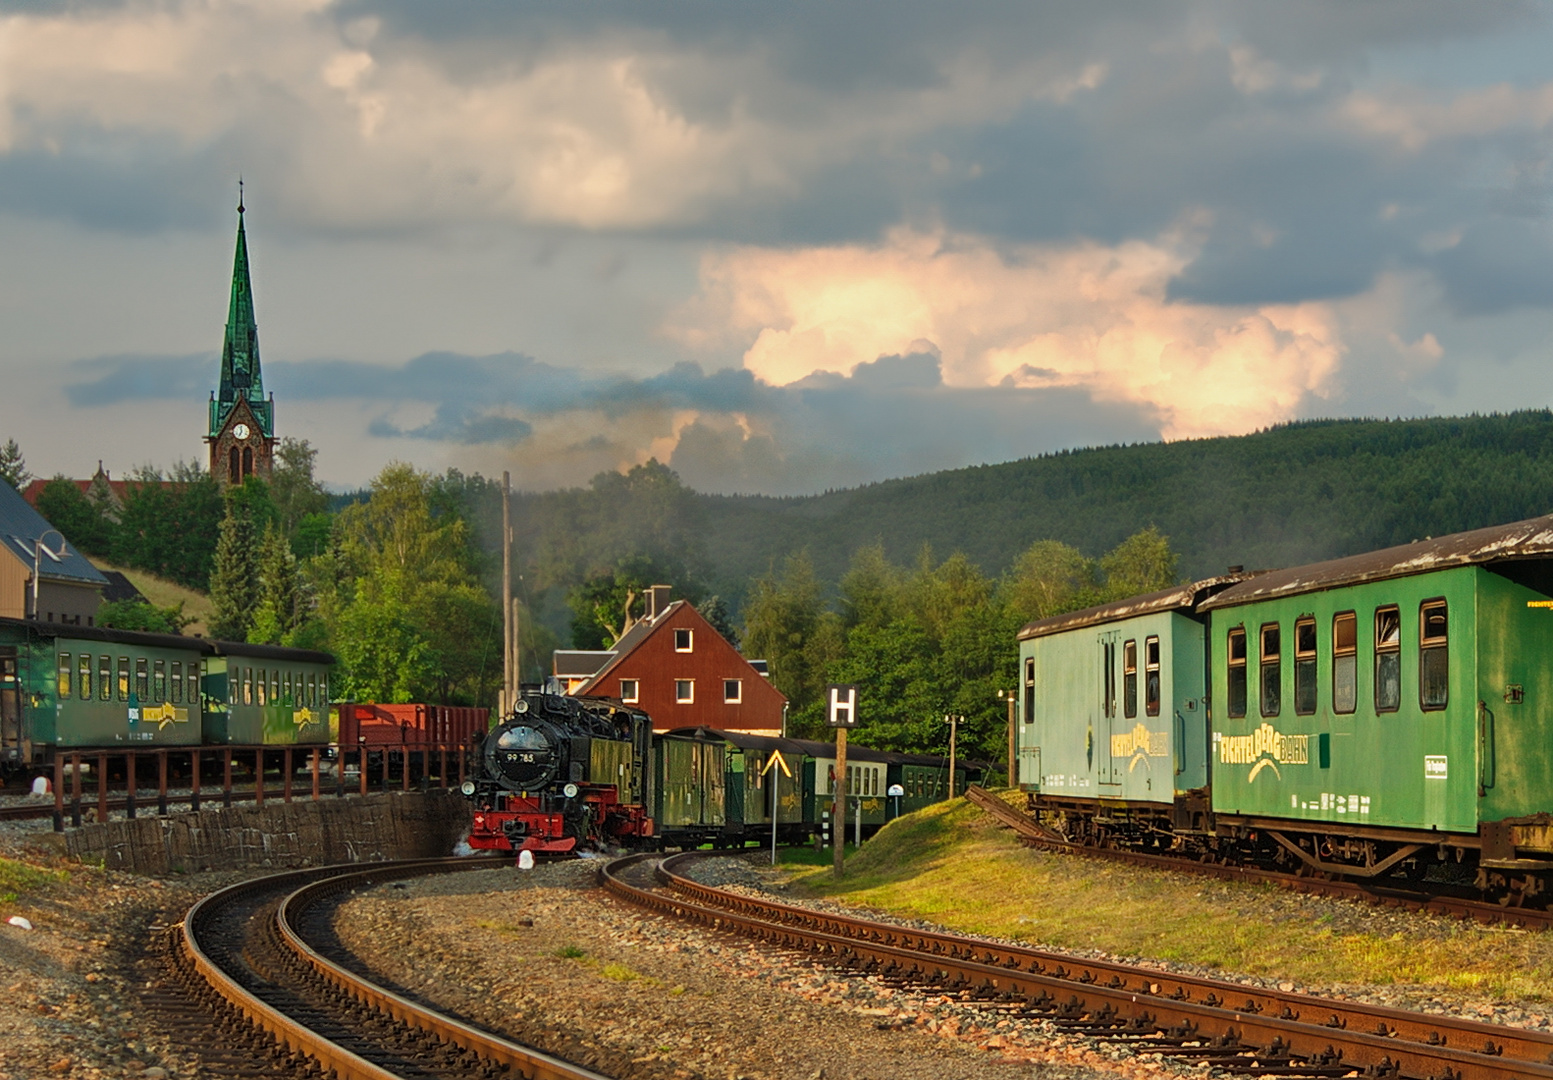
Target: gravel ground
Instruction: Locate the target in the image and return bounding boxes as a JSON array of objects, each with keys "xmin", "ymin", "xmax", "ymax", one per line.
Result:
[
  {"xmin": 330, "ymin": 858, "xmax": 1204, "ymax": 1080},
  {"xmin": 0, "ymin": 818, "xmax": 250, "ymax": 1080}
]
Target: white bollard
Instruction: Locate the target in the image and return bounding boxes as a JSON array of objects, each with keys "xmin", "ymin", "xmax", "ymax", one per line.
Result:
[
  {"xmin": 517, "ymin": 849, "xmax": 535, "ymax": 870},
  {"xmin": 30, "ymin": 776, "xmax": 50, "ymax": 797}
]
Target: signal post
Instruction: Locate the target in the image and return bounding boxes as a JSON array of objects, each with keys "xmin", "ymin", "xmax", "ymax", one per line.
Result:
[{"xmin": 827, "ymin": 684, "xmax": 858, "ymax": 879}]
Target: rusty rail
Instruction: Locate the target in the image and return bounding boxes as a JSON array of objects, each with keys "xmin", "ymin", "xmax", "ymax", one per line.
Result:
[
  {"xmin": 602, "ymin": 850, "xmax": 1553, "ymax": 1080},
  {"xmin": 181, "ymin": 857, "xmax": 611, "ymax": 1080},
  {"xmin": 962, "ymin": 784, "xmax": 1553, "ymax": 931}
]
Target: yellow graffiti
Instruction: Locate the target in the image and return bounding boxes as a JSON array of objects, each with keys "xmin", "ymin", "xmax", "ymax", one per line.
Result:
[
  {"xmin": 292, "ymin": 706, "xmax": 318, "ymax": 728},
  {"xmin": 1110, "ymin": 722, "xmax": 1168, "ymax": 772},
  {"xmin": 1219, "ymin": 722, "xmax": 1308, "ymax": 782},
  {"xmin": 140, "ymin": 703, "xmax": 189, "ymax": 730}
]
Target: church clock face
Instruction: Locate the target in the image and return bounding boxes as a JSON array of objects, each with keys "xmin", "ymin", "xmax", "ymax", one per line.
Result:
[{"xmin": 233, "ymin": 423, "xmax": 250, "ymax": 440}]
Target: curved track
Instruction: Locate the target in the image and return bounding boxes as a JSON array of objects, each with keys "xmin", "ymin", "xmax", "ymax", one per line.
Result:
[
  {"xmin": 602, "ymin": 850, "xmax": 1553, "ymax": 1080},
  {"xmin": 158, "ymin": 857, "xmax": 617, "ymax": 1080},
  {"xmin": 963, "ymin": 784, "xmax": 1553, "ymax": 931}
]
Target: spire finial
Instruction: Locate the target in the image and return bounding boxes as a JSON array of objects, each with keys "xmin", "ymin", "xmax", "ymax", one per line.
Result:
[{"xmin": 238, "ymin": 177, "xmax": 245, "ymax": 214}]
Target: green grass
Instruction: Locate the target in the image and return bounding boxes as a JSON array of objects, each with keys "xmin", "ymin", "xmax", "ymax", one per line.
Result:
[
  {"xmin": 0, "ymin": 857, "xmax": 68, "ymax": 906},
  {"xmin": 90, "ymin": 561, "xmax": 214, "ymax": 636},
  {"xmin": 555, "ymin": 944, "xmax": 587, "ymax": 959},
  {"xmin": 785, "ymin": 794, "xmax": 1553, "ymax": 1002}
]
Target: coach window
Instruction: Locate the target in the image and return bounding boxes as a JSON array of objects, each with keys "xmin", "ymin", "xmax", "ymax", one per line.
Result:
[
  {"xmin": 153, "ymin": 659, "xmax": 166, "ymax": 702},
  {"xmin": 1420, "ymin": 600, "xmax": 1448, "ymax": 711},
  {"xmin": 117, "ymin": 657, "xmax": 130, "ymax": 702},
  {"xmin": 676, "ymin": 679, "xmax": 694, "ymax": 703},
  {"xmin": 621, "ymin": 679, "xmax": 639, "ymax": 703},
  {"xmin": 1227, "ymin": 628, "xmax": 1247, "ymax": 719},
  {"xmin": 244, "ymin": 667, "xmax": 253, "ymax": 706},
  {"xmin": 270, "ymin": 669, "xmax": 280, "ymax": 703},
  {"xmin": 1144, "ymin": 636, "xmax": 1162, "ymax": 717},
  {"xmin": 133, "ymin": 658, "xmax": 147, "ymax": 702},
  {"xmin": 1332, "ymin": 612, "xmax": 1357, "ymax": 714},
  {"xmin": 1260, "ymin": 624, "xmax": 1281, "ymax": 718},
  {"xmin": 1123, "ymin": 640, "xmax": 1138, "ymax": 719},
  {"xmin": 57, "ymin": 653, "xmax": 70, "ymax": 698},
  {"xmin": 99, "ymin": 656, "xmax": 111, "ymax": 701},
  {"xmin": 190, "ymin": 663, "xmax": 202, "ymax": 706},
  {"xmin": 78, "ymin": 655, "xmax": 91, "ymax": 701},
  {"xmin": 1374, "ymin": 606, "xmax": 1401, "ymax": 713},
  {"xmin": 171, "ymin": 662, "xmax": 183, "ymax": 704},
  {"xmin": 1294, "ymin": 618, "xmax": 1317, "ymax": 715},
  {"xmin": 1102, "ymin": 641, "xmax": 1117, "ymax": 718},
  {"xmin": 724, "ymin": 679, "xmax": 742, "ymax": 703},
  {"xmin": 1023, "ymin": 656, "xmax": 1035, "ymax": 724},
  {"xmin": 256, "ymin": 668, "xmax": 266, "ymax": 706},
  {"xmin": 320, "ymin": 675, "xmax": 328, "ymax": 704},
  {"xmin": 674, "ymin": 628, "xmax": 693, "ymax": 652}
]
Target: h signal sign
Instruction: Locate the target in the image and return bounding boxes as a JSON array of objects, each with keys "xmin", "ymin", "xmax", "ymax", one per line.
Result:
[{"xmin": 827, "ymin": 684, "xmax": 859, "ymax": 728}]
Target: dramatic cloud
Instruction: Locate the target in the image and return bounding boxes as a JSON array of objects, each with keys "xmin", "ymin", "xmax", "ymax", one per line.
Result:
[{"xmin": 672, "ymin": 228, "xmax": 1345, "ymax": 440}]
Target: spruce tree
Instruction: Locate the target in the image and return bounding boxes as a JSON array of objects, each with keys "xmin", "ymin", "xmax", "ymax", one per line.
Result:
[
  {"xmin": 208, "ymin": 497, "xmax": 259, "ymax": 642},
  {"xmin": 249, "ymin": 524, "xmax": 301, "ymax": 644}
]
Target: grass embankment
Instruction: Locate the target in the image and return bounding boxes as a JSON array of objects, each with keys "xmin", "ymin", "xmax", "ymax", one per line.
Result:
[
  {"xmin": 784, "ymin": 792, "xmax": 1553, "ymax": 1002},
  {"xmin": 90, "ymin": 561, "xmax": 214, "ymax": 636},
  {"xmin": 0, "ymin": 856, "xmax": 68, "ymax": 906}
]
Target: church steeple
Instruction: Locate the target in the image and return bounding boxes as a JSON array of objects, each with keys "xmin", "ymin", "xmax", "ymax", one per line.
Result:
[{"xmin": 207, "ymin": 184, "xmax": 277, "ymax": 485}]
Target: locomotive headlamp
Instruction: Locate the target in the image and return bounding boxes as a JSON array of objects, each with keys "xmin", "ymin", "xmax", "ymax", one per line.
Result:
[
  {"xmin": 563, "ymin": 782, "xmax": 580, "ymax": 799},
  {"xmin": 461, "ymin": 780, "xmax": 476, "ymax": 796},
  {"xmin": 515, "ymin": 699, "xmax": 530, "ymax": 714}
]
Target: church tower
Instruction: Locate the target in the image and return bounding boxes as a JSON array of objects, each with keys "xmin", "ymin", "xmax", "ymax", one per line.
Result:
[{"xmin": 207, "ymin": 184, "xmax": 276, "ymax": 485}]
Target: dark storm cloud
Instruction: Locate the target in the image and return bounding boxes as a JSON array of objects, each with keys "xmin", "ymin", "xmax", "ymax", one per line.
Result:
[
  {"xmin": 64, "ymin": 353, "xmax": 211, "ymax": 406},
  {"xmin": 1432, "ymin": 221, "xmax": 1553, "ymax": 315}
]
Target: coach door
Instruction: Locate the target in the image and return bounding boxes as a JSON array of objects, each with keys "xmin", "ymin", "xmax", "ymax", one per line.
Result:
[
  {"xmin": 0, "ymin": 648, "xmax": 19, "ymax": 764},
  {"xmin": 1099, "ymin": 633, "xmax": 1120, "ymax": 786}
]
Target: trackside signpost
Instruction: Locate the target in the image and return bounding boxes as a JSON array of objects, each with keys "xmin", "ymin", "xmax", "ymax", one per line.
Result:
[
  {"xmin": 762, "ymin": 748, "xmax": 791, "ymax": 865},
  {"xmin": 827, "ymin": 684, "xmax": 859, "ymax": 879}
]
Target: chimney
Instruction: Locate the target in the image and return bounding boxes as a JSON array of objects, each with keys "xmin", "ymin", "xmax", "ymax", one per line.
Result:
[{"xmin": 646, "ymin": 584, "xmax": 672, "ymax": 620}]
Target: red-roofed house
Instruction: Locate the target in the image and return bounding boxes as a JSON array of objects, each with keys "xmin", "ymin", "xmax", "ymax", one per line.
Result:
[{"xmin": 559, "ymin": 586, "xmax": 786, "ymax": 734}]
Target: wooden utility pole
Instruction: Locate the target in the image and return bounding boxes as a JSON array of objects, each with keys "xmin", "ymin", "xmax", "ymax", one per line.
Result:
[
  {"xmin": 1005, "ymin": 689, "xmax": 1017, "ymax": 790},
  {"xmin": 501, "ymin": 472, "xmax": 513, "ymax": 715},
  {"xmin": 945, "ymin": 714, "xmax": 960, "ymax": 799},
  {"xmin": 833, "ymin": 725, "xmax": 847, "ymax": 879}
]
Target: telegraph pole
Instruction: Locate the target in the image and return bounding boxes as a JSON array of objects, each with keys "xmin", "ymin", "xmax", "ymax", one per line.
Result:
[
  {"xmin": 1001, "ymin": 689, "xmax": 1016, "ymax": 789},
  {"xmin": 501, "ymin": 472, "xmax": 513, "ymax": 716},
  {"xmin": 945, "ymin": 714, "xmax": 961, "ymax": 799}
]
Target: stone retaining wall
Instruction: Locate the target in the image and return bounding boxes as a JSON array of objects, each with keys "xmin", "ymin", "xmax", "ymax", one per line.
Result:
[{"xmin": 42, "ymin": 791, "xmax": 472, "ymax": 874}]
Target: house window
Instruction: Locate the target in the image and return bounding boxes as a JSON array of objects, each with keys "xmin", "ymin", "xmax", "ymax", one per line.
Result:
[
  {"xmin": 78, "ymin": 655, "xmax": 91, "ymax": 701},
  {"xmin": 674, "ymin": 628, "xmax": 693, "ymax": 652},
  {"xmin": 57, "ymin": 653, "xmax": 70, "ymax": 699},
  {"xmin": 1375, "ymin": 606, "xmax": 1401, "ymax": 713},
  {"xmin": 1332, "ymin": 612, "xmax": 1357, "ymax": 714},
  {"xmin": 1023, "ymin": 656, "xmax": 1035, "ymax": 725},
  {"xmin": 153, "ymin": 659, "xmax": 166, "ymax": 702},
  {"xmin": 675, "ymin": 679, "xmax": 694, "ymax": 703},
  {"xmin": 1122, "ymin": 640, "xmax": 1137, "ymax": 719},
  {"xmin": 1294, "ymin": 618, "xmax": 1317, "ymax": 716},
  {"xmin": 1144, "ymin": 636, "xmax": 1161, "ymax": 717},
  {"xmin": 724, "ymin": 679, "xmax": 742, "ymax": 703},
  {"xmin": 620, "ymin": 679, "xmax": 639, "ymax": 703},
  {"xmin": 1227, "ymin": 628, "xmax": 1247, "ymax": 719},
  {"xmin": 171, "ymin": 662, "xmax": 183, "ymax": 703},
  {"xmin": 1420, "ymin": 600, "xmax": 1448, "ymax": 710},
  {"xmin": 1260, "ymin": 624, "xmax": 1281, "ymax": 717},
  {"xmin": 99, "ymin": 656, "xmax": 111, "ymax": 702}
]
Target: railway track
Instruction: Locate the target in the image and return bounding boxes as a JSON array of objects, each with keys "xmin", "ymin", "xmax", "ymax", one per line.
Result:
[
  {"xmin": 151, "ymin": 856, "xmax": 615, "ymax": 1080},
  {"xmin": 963, "ymin": 784, "xmax": 1553, "ymax": 931},
  {"xmin": 602, "ymin": 849, "xmax": 1553, "ymax": 1080}
]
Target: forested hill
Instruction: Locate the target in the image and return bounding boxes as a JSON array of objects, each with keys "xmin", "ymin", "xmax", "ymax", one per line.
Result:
[{"xmin": 695, "ymin": 412, "xmax": 1553, "ymax": 593}]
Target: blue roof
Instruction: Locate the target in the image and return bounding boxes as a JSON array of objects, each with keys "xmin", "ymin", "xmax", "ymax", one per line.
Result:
[{"xmin": 0, "ymin": 482, "xmax": 108, "ymax": 587}]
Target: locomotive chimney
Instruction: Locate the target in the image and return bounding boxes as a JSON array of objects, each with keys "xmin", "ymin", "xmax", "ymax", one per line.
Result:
[{"xmin": 646, "ymin": 584, "xmax": 672, "ymax": 620}]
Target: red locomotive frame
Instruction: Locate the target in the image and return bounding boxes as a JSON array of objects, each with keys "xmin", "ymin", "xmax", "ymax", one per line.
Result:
[{"xmin": 467, "ymin": 784, "xmax": 653, "ymax": 853}]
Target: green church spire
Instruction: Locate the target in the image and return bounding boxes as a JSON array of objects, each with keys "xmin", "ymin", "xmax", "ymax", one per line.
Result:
[{"xmin": 209, "ymin": 183, "xmax": 273, "ymax": 440}]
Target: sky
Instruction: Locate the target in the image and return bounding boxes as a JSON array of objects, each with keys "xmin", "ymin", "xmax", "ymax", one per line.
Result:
[{"xmin": 3, "ymin": 2, "xmax": 1553, "ymax": 495}]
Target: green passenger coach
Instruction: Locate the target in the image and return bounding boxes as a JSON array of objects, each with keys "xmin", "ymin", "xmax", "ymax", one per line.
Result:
[{"xmin": 200, "ymin": 641, "xmax": 334, "ymax": 746}]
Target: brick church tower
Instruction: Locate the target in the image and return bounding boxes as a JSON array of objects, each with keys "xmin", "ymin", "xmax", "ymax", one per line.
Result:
[{"xmin": 207, "ymin": 185, "xmax": 276, "ymax": 485}]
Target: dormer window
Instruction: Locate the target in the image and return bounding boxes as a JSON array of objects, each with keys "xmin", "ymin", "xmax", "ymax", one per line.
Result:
[{"xmin": 674, "ymin": 628, "xmax": 692, "ymax": 652}]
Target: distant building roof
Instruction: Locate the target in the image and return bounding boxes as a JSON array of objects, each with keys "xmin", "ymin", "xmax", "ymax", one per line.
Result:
[
  {"xmin": 553, "ymin": 650, "xmax": 615, "ymax": 678},
  {"xmin": 0, "ymin": 482, "xmax": 108, "ymax": 588},
  {"xmin": 98, "ymin": 571, "xmax": 147, "ymax": 605}
]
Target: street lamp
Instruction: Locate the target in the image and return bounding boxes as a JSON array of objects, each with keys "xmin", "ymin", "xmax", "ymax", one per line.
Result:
[{"xmin": 30, "ymin": 530, "xmax": 64, "ymax": 621}]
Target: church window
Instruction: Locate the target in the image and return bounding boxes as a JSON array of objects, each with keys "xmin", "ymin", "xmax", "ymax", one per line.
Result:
[
  {"xmin": 229, "ymin": 447, "xmax": 240, "ymax": 484},
  {"xmin": 242, "ymin": 447, "xmax": 254, "ymax": 478}
]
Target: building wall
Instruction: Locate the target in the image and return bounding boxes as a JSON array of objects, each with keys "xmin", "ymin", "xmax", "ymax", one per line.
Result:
[
  {"xmin": 584, "ymin": 604, "xmax": 786, "ymax": 732},
  {"xmin": 37, "ymin": 581, "xmax": 101, "ymax": 626},
  {"xmin": 0, "ymin": 549, "xmax": 28, "ymax": 620}
]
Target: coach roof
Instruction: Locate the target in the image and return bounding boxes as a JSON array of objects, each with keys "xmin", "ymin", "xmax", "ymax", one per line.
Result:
[
  {"xmin": 1017, "ymin": 576, "xmax": 1243, "ymax": 641},
  {"xmin": 1200, "ymin": 513, "xmax": 1553, "ymax": 611}
]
